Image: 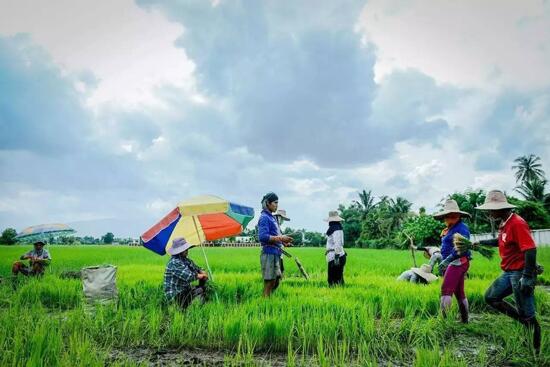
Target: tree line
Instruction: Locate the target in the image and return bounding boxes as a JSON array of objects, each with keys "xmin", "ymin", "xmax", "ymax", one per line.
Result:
[{"xmin": 2, "ymin": 154, "xmax": 549, "ymax": 248}]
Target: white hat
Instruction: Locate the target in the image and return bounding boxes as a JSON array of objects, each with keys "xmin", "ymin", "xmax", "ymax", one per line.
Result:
[
  {"xmin": 433, "ymin": 199, "xmax": 471, "ymax": 219},
  {"xmin": 476, "ymin": 190, "xmax": 516, "ymax": 210},
  {"xmin": 324, "ymin": 210, "xmax": 344, "ymax": 222},
  {"xmin": 411, "ymin": 264, "xmax": 438, "ymax": 283},
  {"xmin": 167, "ymin": 237, "xmax": 195, "ymax": 256},
  {"xmin": 274, "ymin": 209, "xmax": 291, "ymax": 221}
]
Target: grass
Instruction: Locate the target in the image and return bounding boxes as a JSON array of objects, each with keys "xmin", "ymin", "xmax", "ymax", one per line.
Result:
[{"xmin": 0, "ymin": 245, "xmax": 549, "ymax": 366}]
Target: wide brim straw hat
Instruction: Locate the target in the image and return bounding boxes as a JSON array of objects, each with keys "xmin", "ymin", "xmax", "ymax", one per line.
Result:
[
  {"xmin": 167, "ymin": 237, "xmax": 195, "ymax": 256},
  {"xmin": 274, "ymin": 209, "xmax": 291, "ymax": 221},
  {"xmin": 324, "ymin": 210, "xmax": 344, "ymax": 222},
  {"xmin": 411, "ymin": 264, "xmax": 438, "ymax": 283},
  {"xmin": 433, "ymin": 199, "xmax": 472, "ymax": 219},
  {"xmin": 475, "ymin": 190, "xmax": 516, "ymax": 210}
]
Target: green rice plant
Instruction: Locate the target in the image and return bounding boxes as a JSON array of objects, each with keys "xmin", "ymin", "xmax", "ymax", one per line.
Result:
[
  {"xmin": 453, "ymin": 233, "xmax": 495, "ymax": 260},
  {"xmin": 0, "ymin": 245, "xmax": 548, "ymax": 366}
]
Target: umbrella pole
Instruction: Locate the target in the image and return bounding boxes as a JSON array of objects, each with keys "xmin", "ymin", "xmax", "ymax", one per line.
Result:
[
  {"xmin": 192, "ymin": 216, "xmax": 214, "ymax": 281},
  {"xmin": 192, "ymin": 216, "xmax": 219, "ymax": 303}
]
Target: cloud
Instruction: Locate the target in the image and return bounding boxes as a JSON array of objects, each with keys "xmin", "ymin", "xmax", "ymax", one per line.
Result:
[
  {"xmin": 0, "ymin": 0, "xmax": 198, "ymax": 109},
  {"xmin": 1, "ymin": 0, "xmax": 550, "ymax": 238},
  {"xmin": 358, "ymin": 0, "xmax": 550, "ymax": 90},
  {"xmin": 0, "ymin": 35, "xmax": 92, "ymax": 155}
]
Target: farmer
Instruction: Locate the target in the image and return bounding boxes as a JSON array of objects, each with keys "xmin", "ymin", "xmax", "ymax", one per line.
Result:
[
  {"xmin": 163, "ymin": 237, "xmax": 209, "ymax": 309},
  {"xmin": 274, "ymin": 209, "xmax": 291, "ymax": 277},
  {"xmin": 12, "ymin": 241, "xmax": 51, "ymax": 277},
  {"xmin": 258, "ymin": 192, "xmax": 293, "ymax": 297},
  {"xmin": 325, "ymin": 210, "xmax": 346, "ymax": 286},
  {"xmin": 434, "ymin": 199, "xmax": 471, "ymax": 323},
  {"xmin": 411, "ymin": 246, "xmax": 442, "ymax": 268},
  {"xmin": 455, "ymin": 190, "xmax": 541, "ymax": 353},
  {"xmin": 397, "ymin": 264, "xmax": 438, "ymax": 284}
]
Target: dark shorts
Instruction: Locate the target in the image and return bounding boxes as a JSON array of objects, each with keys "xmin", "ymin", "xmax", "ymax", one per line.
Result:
[
  {"xmin": 260, "ymin": 253, "xmax": 282, "ymax": 281},
  {"xmin": 485, "ymin": 271, "xmax": 536, "ymax": 319}
]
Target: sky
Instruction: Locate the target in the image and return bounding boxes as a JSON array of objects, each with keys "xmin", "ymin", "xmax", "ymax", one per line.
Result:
[{"xmin": 1, "ymin": 0, "xmax": 549, "ymax": 238}]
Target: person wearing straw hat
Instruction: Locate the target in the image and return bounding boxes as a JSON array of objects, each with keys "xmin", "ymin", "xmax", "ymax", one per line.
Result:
[
  {"xmin": 274, "ymin": 209, "xmax": 291, "ymax": 277},
  {"xmin": 397, "ymin": 264, "xmax": 438, "ymax": 284},
  {"xmin": 433, "ymin": 199, "xmax": 472, "ymax": 323},
  {"xmin": 12, "ymin": 241, "xmax": 51, "ymax": 277},
  {"xmin": 258, "ymin": 192, "xmax": 294, "ymax": 297},
  {"xmin": 163, "ymin": 237, "xmax": 209, "ymax": 309},
  {"xmin": 455, "ymin": 190, "xmax": 541, "ymax": 353},
  {"xmin": 325, "ymin": 210, "xmax": 347, "ymax": 286}
]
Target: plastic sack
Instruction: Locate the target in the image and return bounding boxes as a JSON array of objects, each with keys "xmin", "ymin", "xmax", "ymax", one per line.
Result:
[{"xmin": 81, "ymin": 265, "xmax": 118, "ymax": 304}]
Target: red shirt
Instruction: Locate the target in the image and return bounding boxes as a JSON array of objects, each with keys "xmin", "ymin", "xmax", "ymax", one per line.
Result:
[{"xmin": 498, "ymin": 213, "xmax": 536, "ymax": 271}]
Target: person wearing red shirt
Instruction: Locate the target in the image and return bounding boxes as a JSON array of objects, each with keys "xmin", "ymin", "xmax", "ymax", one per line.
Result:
[{"xmin": 456, "ymin": 190, "xmax": 541, "ymax": 353}]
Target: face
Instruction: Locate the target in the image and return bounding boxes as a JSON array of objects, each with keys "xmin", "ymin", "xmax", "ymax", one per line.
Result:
[
  {"xmin": 488, "ymin": 209, "xmax": 511, "ymax": 221},
  {"xmin": 443, "ymin": 213, "xmax": 461, "ymax": 227},
  {"xmin": 267, "ymin": 200, "xmax": 278, "ymax": 213},
  {"xmin": 34, "ymin": 243, "xmax": 44, "ymax": 251}
]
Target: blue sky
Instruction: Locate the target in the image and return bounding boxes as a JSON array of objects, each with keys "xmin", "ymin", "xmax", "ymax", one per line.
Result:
[{"xmin": 1, "ymin": 0, "xmax": 549, "ymax": 237}]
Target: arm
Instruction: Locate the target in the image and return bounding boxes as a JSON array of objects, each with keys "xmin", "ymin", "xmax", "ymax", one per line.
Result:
[
  {"xmin": 258, "ymin": 217, "xmax": 286, "ymax": 244},
  {"xmin": 519, "ymin": 249, "xmax": 537, "ymax": 295},
  {"xmin": 479, "ymin": 239, "xmax": 498, "ymax": 247},
  {"xmin": 429, "ymin": 253, "xmax": 442, "ymax": 268},
  {"xmin": 20, "ymin": 251, "xmax": 32, "ymax": 260},
  {"xmin": 172, "ymin": 263, "xmax": 200, "ymax": 284}
]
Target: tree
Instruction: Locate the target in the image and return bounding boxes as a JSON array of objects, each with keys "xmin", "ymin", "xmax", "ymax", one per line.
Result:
[
  {"xmin": 448, "ymin": 190, "xmax": 490, "ymax": 233},
  {"xmin": 515, "ymin": 178, "xmax": 547, "ymax": 202},
  {"xmin": 338, "ymin": 203, "xmax": 363, "ymax": 245},
  {"xmin": 0, "ymin": 228, "xmax": 18, "ymax": 245},
  {"xmin": 102, "ymin": 232, "xmax": 115, "ymax": 244},
  {"xmin": 512, "ymin": 154, "xmax": 545, "ymax": 183},
  {"xmin": 354, "ymin": 189, "xmax": 377, "ymax": 219},
  {"xmin": 507, "ymin": 197, "xmax": 550, "ymax": 230},
  {"xmin": 397, "ymin": 215, "xmax": 445, "ymax": 249}
]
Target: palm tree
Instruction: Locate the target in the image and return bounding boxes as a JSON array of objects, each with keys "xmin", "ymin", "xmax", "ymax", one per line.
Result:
[
  {"xmin": 515, "ymin": 178, "xmax": 547, "ymax": 202},
  {"xmin": 389, "ymin": 196, "xmax": 413, "ymax": 230},
  {"xmin": 354, "ymin": 190, "xmax": 377, "ymax": 219},
  {"xmin": 512, "ymin": 154, "xmax": 545, "ymax": 183}
]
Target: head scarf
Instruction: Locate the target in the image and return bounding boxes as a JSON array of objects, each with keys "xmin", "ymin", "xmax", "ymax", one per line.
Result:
[
  {"xmin": 261, "ymin": 192, "xmax": 279, "ymax": 210},
  {"xmin": 326, "ymin": 221, "xmax": 343, "ymax": 236}
]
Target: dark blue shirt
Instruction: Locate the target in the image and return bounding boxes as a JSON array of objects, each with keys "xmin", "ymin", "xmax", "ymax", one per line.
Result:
[
  {"xmin": 441, "ymin": 220, "xmax": 471, "ymax": 261},
  {"xmin": 258, "ymin": 209, "xmax": 282, "ymax": 256}
]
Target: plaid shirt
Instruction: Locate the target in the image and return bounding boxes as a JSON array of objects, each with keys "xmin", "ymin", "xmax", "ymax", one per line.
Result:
[{"xmin": 163, "ymin": 256, "xmax": 202, "ymax": 301}]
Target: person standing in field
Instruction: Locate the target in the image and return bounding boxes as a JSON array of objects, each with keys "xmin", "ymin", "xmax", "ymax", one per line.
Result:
[
  {"xmin": 274, "ymin": 209, "xmax": 291, "ymax": 277},
  {"xmin": 163, "ymin": 237, "xmax": 209, "ymax": 309},
  {"xmin": 258, "ymin": 192, "xmax": 293, "ymax": 297},
  {"xmin": 12, "ymin": 241, "xmax": 51, "ymax": 277},
  {"xmin": 455, "ymin": 190, "xmax": 541, "ymax": 353},
  {"xmin": 434, "ymin": 199, "xmax": 472, "ymax": 323},
  {"xmin": 325, "ymin": 210, "xmax": 346, "ymax": 286}
]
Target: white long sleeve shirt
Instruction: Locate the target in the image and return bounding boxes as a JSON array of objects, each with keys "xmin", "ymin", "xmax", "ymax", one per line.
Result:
[{"xmin": 325, "ymin": 229, "xmax": 345, "ymax": 263}]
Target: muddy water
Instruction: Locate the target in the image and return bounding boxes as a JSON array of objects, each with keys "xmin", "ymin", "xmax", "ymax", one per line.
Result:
[{"xmin": 109, "ymin": 347, "xmax": 288, "ymax": 366}]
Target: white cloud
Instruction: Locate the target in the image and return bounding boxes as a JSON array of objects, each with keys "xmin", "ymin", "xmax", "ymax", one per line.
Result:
[
  {"xmin": 357, "ymin": 0, "xmax": 550, "ymax": 90},
  {"xmin": 0, "ymin": 0, "xmax": 198, "ymax": 109}
]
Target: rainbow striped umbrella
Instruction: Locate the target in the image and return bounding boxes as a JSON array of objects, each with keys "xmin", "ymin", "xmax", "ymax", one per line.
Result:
[{"xmin": 141, "ymin": 195, "xmax": 254, "ymax": 282}]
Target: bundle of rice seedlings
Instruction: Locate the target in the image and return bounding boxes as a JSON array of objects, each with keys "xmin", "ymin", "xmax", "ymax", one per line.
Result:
[{"xmin": 453, "ymin": 233, "xmax": 495, "ymax": 260}]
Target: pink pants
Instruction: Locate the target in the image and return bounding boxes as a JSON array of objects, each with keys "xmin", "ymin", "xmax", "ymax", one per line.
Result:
[{"xmin": 441, "ymin": 260, "xmax": 469, "ymax": 299}]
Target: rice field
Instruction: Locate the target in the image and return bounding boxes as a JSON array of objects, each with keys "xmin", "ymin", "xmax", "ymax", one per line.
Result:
[{"xmin": 0, "ymin": 245, "xmax": 549, "ymax": 366}]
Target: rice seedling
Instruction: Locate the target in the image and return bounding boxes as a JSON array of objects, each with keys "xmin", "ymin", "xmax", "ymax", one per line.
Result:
[{"xmin": 0, "ymin": 245, "xmax": 548, "ymax": 366}]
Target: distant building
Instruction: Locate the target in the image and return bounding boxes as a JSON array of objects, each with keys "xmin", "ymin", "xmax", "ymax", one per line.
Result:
[{"xmin": 235, "ymin": 236, "xmax": 254, "ymax": 243}]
